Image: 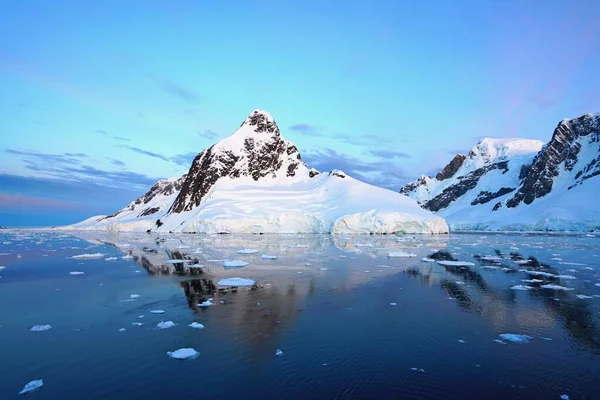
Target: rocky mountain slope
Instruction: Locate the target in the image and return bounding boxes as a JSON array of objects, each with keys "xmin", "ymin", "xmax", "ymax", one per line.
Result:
[
  {"xmin": 401, "ymin": 113, "xmax": 600, "ymax": 231},
  {"xmin": 65, "ymin": 110, "xmax": 447, "ymax": 234}
]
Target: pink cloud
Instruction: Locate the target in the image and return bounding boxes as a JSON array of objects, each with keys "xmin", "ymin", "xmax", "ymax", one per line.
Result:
[{"xmin": 0, "ymin": 193, "xmax": 91, "ymax": 213}]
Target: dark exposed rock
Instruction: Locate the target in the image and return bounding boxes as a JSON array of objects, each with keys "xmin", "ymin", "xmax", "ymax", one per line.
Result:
[
  {"xmin": 471, "ymin": 187, "xmax": 515, "ymax": 206},
  {"xmin": 436, "ymin": 154, "xmax": 466, "ymax": 181},
  {"xmin": 309, "ymin": 168, "xmax": 320, "ymax": 178},
  {"xmin": 492, "ymin": 201, "xmax": 503, "ymax": 211},
  {"xmin": 330, "ymin": 170, "xmax": 346, "ymax": 178},
  {"xmin": 507, "ymin": 113, "xmax": 600, "ymax": 208},
  {"xmin": 423, "ymin": 161, "xmax": 508, "ymax": 212}
]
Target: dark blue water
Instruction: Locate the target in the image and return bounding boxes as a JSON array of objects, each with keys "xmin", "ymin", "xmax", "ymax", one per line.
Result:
[{"xmin": 1, "ymin": 231, "xmax": 599, "ymax": 399}]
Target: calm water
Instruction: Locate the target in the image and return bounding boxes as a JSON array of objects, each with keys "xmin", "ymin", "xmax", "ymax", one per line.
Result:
[{"xmin": 0, "ymin": 230, "xmax": 599, "ymax": 399}]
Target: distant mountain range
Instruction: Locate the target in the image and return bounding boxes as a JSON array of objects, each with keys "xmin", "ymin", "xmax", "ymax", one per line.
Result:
[
  {"xmin": 400, "ymin": 113, "xmax": 600, "ymax": 231},
  {"xmin": 63, "ymin": 110, "xmax": 447, "ymax": 234}
]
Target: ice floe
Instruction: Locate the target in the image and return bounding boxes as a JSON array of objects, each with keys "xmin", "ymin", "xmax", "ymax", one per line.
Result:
[
  {"xmin": 458, "ymin": 340, "xmax": 466, "ymax": 343},
  {"xmin": 237, "ymin": 248, "xmax": 259, "ymax": 254},
  {"xmin": 30, "ymin": 325, "xmax": 52, "ymax": 332},
  {"xmin": 275, "ymin": 349, "xmax": 283, "ymax": 356},
  {"xmin": 189, "ymin": 322, "xmax": 205, "ymax": 329},
  {"xmin": 129, "ymin": 294, "xmax": 141, "ymax": 299},
  {"xmin": 499, "ymin": 334, "xmax": 533, "ymax": 343},
  {"xmin": 522, "ymin": 279, "xmax": 544, "ymax": 283},
  {"xmin": 575, "ymin": 294, "xmax": 593, "ymax": 299},
  {"xmin": 166, "ymin": 259, "xmax": 193, "ymax": 264},
  {"xmin": 390, "ymin": 302, "xmax": 397, "ymax": 306},
  {"xmin": 456, "ymin": 281, "xmax": 465, "ymax": 285},
  {"xmin": 121, "ymin": 255, "xmax": 134, "ymax": 259},
  {"xmin": 198, "ymin": 299, "xmax": 214, "ymax": 307},
  {"xmin": 118, "ymin": 328, "xmax": 126, "ymax": 332},
  {"xmin": 223, "ymin": 260, "xmax": 249, "ymax": 268},
  {"xmin": 388, "ymin": 251, "xmax": 417, "ymax": 258},
  {"xmin": 511, "ymin": 285, "xmax": 533, "ymax": 291},
  {"xmin": 156, "ymin": 321, "xmax": 176, "ymax": 329},
  {"xmin": 217, "ymin": 277, "xmax": 256, "ymax": 286},
  {"xmin": 421, "ymin": 257, "xmax": 435, "ymax": 262},
  {"xmin": 540, "ymin": 284, "xmax": 574, "ymax": 291},
  {"xmin": 105, "ymin": 257, "xmax": 118, "ymax": 261},
  {"xmin": 71, "ymin": 253, "xmax": 104, "ymax": 259},
  {"xmin": 150, "ymin": 310, "xmax": 166, "ymax": 314},
  {"xmin": 261, "ymin": 254, "xmax": 277, "ymax": 260},
  {"xmin": 167, "ymin": 348, "xmax": 199, "ymax": 360},
  {"xmin": 69, "ymin": 271, "xmax": 85, "ymax": 275},
  {"xmin": 437, "ymin": 261, "xmax": 475, "ymax": 267},
  {"xmin": 19, "ymin": 379, "xmax": 43, "ymax": 395},
  {"xmin": 494, "ymin": 339, "xmax": 507, "ymax": 344}
]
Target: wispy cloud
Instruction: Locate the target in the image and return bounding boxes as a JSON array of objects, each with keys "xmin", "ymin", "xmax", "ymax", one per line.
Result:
[
  {"xmin": 169, "ymin": 152, "xmax": 198, "ymax": 167},
  {"xmin": 289, "ymin": 123, "xmax": 324, "ymax": 136},
  {"xmin": 366, "ymin": 149, "xmax": 411, "ymax": 159},
  {"xmin": 149, "ymin": 74, "xmax": 200, "ymax": 105},
  {"xmin": 198, "ymin": 130, "xmax": 219, "ymax": 140},
  {"xmin": 119, "ymin": 145, "xmax": 169, "ymax": 162},
  {"xmin": 0, "ymin": 193, "xmax": 91, "ymax": 212},
  {"xmin": 95, "ymin": 129, "xmax": 130, "ymax": 142},
  {"xmin": 333, "ymin": 132, "xmax": 392, "ymax": 147},
  {"xmin": 109, "ymin": 159, "xmax": 126, "ymax": 167},
  {"xmin": 302, "ymin": 148, "xmax": 408, "ymax": 190}
]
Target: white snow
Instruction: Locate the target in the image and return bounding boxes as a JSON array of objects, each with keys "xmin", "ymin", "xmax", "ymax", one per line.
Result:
[
  {"xmin": 167, "ymin": 348, "xmax": 199, "ymax": 360},
  {"xmin": 223, "ymin": 260, "xmax": 249, "ymax": 268},
  {"xmin": 19, "ymin": 380, "xmax": 43, "ymax": 395},
  {"xmin": 30, "ymin": 325, "xmax": 52, "ymax": 332},
  {"xmin": 188, "ymin": 322, "xmax": 205, "ymax": 329},
  {"xmin": 388, "ymin": 251, "xmax": 417, "ymax": 258},
  {"xmin": 156, "ymin": 321, "xmax": 176, "ymax": 329},
  {"xmin": 217, "ymin": 277, "xmax": 256, "ymax": 286},
  {"xmin": 499, "ymin": 333, "xmax": 533, "ymax": 343},
  {"xmin": 71, "ymin": 253, "xmax": 104, "ymax": 259},
  {"xmin": 436, "ymin": 260, "xmax": 475, "ymax": 267}
]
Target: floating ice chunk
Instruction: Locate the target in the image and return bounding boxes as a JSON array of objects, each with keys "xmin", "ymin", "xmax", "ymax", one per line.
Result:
[
  {"xmin": 494, "ymin": 339, "xmax": 507, "ymax": 344},
  {"xmin": 0, "ymin": 253, "xmax": 11, "ymax": 256},
  {"xmin": 198, "ymin": 300, "xmax": 214, "ymax": 307},
  {"xmin": 207, "ymin": 259, "xmax": 223, "ymax": 263},
  {"xmin": 105, "ymin": 257, "xmax": 118, "ymax": 261},
  {"xmin": 576, "ymin": 294, "xmax": 593, "ymax": 299},
  {"xmin": 156, "ymin": 321, "xmax": 176, "ymax": 329},
  {"xmin": 275, "ymin": 349, "xmax": 283, "ymax": 356},
  {"xmin": 138, "ymin": 315, "xmax": 144, "ymax": 319},
  {"xmin": 132, "ymin": 322, "xmax": 144, "ymax": 327},
  {"xmin": 388, "ymin": 251, "xmax": 417, "ymax": 258},
  {"xmin": 69, "ymin": 271, "xmax": 85, "ymax": 275},
  {"xmin": 551, "ymin": 257, "xmax": 562, "ymax": 261},
  {"xmin": 499, "ymin": 334, "xmax": 533, "ymax": 343},
  {"xmin": 305, "ymin": 263, "xmax": 312, "ymax": 266},
  {"xmin": 118, "ymin": 328, "xmax": 126, "ymax": 332},
  {"xmin": 596, "ymin": 283, "xmax": 600, "ymax": 287},
  {"xmin": 458, "ymin": 340, "xmax": 466, "ymax": 343},
  {"xmin": 319, "ymin": 267, "xmax": 328, "ymax": 271},
  {"xmin": 582, "ymin": 267, "xmax": 593, "ymax": 270},
  {"xmin": 30, "ymin": 325, "xmax": 52, "ymax": 332},
  {"xmin": 19, "ymin": 380, "xmax": 43, "ymax": 395},
  {"xmin": 561, "ymin": 395, "xmax": 570, "ymax": 400},
  {"xmin": 421, "ymin": 257, "xmax": 435, "ymax": 262},
  {"xmin": 121, "ymin": 255, "xmax": 134, "ymax": 259},
  {"xmin": 556, "ymin": 275, "xmax": 576, "ymax": 280},
  {"xmin": 390, "ymin": 302, "xmax": 397, "ymax": 306},
  {"xmin": 223, "ymin": 260, "xmax": 248, "ymax": 268},
  {"xmin": 410, "ymin": 367, "xmax": 426, "ymax": 373},
  {"xmin": 71, "ymin": 253, "xmax": 104, "ymax": 259},
  {"xmin": 511, "ymin": 285, "xmax": 533, "ymax": 291},
  {"xmin": 189, "ymin": 322, "xmax": 205, "ymax": 329},
  {"xmin": 354, "ymin": 242, "xmax": 374, "ymax": 247},
  {"xmin": 456, "ymin": 281, "xmax": 465, "ymax": 285},
  {"xmin": 0, "ymin": 266, "xmax": 6, "ymax": 271},
  {"xmin": 559, "ymin": 262, "xmax": 586, "ymax": 266},
  {"xmin": 166, "ymin": 259, "xmax": 193, "ymax": 264},
  {"xmin": 541, "ymin": 284, "xmax": 573, "ymax": 291},
  {"xmin": 481, "ymin": 256, "xmax": 502, "ymax": 261},
  {"xmin": 130, "ymin": 294, "xmax": 141, "ymax": 299},
  {"xmin": 522, "ymin": 279, "xmax": 544, "ymax": 283},
  {"xmin": 167, "ymin": 348, "xmax": 199, "ymax": 360},
  {"xmin": 525, "ymin": 270, "xmax": 558, "ymax": 278},
  {"xmin": 261, "ymin": 254, "xmax": 277, "ymax": 260},
  {"xmin": 217, "ymin": 277, "xmax": 255, "ymax": 286},
  {"xmin": 378, "ymin": 264, "xmax": 391, "ymax": 268},
  {"xmin": 150, "ymin": 310, "xmax": 166, "ymax": 314},
  {"xmin": 237, "ymin": 248, "xmax": 258, "ymax": 254},
  {"xmin": 437, "ymin": 261, "xmax": 475, "ymax": 267},
  {"xmin": 514, "ymin": 260, "xmax": 530, "ymax": 265}
]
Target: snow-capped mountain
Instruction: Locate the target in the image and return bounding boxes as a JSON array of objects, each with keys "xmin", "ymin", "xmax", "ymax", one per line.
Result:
[
  {"xmin": 401, "ymin": 112, "xmax": 600, "ymax": 231},
  {"xmin": 66, "ymin": 109, "xmax": 447, "ymax": 234}
]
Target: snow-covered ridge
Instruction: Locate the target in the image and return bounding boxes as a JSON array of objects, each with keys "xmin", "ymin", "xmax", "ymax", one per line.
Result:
[
  {"xmin": 61, "ymin": 109, "xmax": 448, "ymax": 234},
  {"xmin": 400, "ymin": 112, "xmax": 600, "ymax": 231}
]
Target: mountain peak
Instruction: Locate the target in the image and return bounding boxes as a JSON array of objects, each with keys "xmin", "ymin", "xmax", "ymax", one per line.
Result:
[{"xmin": 238, "ymin": 109, "xmax": 280, "ymax": 136}]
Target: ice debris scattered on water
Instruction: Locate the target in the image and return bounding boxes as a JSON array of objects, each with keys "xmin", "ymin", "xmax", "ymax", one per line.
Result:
[
  {"xmin": 121, "ymin": 255, "xmax": 134, "ymax": 259},
  {"xmin": 499, "ymin": 334, "xmax": 533, "ymax": 343},
  {"xmin": 156, "ymin": 321, "xmax": 176, "ymax": 329},
  {"xmin": 150, "ymin": 310, "xmax": 166, "ymax": 314},
  {"xmin": 189, "ymin": 322, "xmax": 205, "ymax": 329},
  {"xmin": 421, "ymin": 257, "xmax": 435, "ymax": 262},
  {"xmin": 71, "ymin": 253, "xmax": 104, "ymax": 259},
  {"xmin": 494, "ymin": 339, "xmax": 507, "ymax": 344},
  {"xmin": 437, "ymin": 260, "xmax": 476, "ymax": 267},
  {"xmin": 541, "ymin": 284, "xmax": 574, "ymax": 291},
  {"xmin": 69, "ymin": 271, "xmax": 85, "ymax": 275},
  {"xmin": 261, "ymin": 254, "xmax": 277, "ymax": 260},
  {"xmin": 456, "ymin": 281, "xmax": 465, "ymax": 285},
  {"xmin": 105, "ymin": 257, "xmax": 118, "ymax": 261},
  {"xmin": 132, "ymin": 322, "xmax": 144, "ymax": 327},
  {"xmin": 410, "ymin": 367, "xmax": 426, "ymax": 373},
  {"xmin": 237, "ymin": 248, "xmax": 259, "ymax": 254},
  {"xmin": 275, "ymin": 349, "xmax": 283, "ymax": 356},
  {"xmin": 576, "ymin": 294, "xmax": 593, "ymax": 299},
  {"xmin": 458, "ymin": 340, "xmax": 466, "ymax": 343},
  {"xmin": 30, "ymin": 325, "xmax": 52, "ymax": 332},
  {"xmin": 223, "ymin": 260, "xmax": 249, "ymax": 268},
  {"xmin": 390, "ymin": 302, "xmax": 397, "ymax": 306},
  {"xmin": 19, "ymin": 380, "xmax": 43, "ymax": 395},
  {"xmin": 388, "ymin": 251, "xmax": 417, "ymax": 258},
  {"xmin": 561, "ymin": 395, "xmax": 570, "ymax": 400},
  {"xmin": 217, "ymin": 277, "xmax": 255, "ymax": 287},
  {"xmin": 129, "ymin": 294, "xmax": 141, "ymax": 299},
  {"xmin": 167, "ymin": 348, "xmax": 199, "ymax": 360},
  {"xmin": 118, "ymin": 328, "xmax": 126, "ymax": 332},
  {"xmin": 511, "ymin": 285, "xmax": 534, "ymax": 291},
  {"xmin": 198, "ymin": 299, "xmax": 214, "ymax": 307}
]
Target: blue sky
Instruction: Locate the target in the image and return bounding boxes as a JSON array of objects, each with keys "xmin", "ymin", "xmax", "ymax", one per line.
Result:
[{"xmin": 1, "ymin": 0, "xmax": 599, "ymax": 226}]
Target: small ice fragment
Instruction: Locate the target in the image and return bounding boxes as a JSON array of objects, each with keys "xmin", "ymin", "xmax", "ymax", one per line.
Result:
[
  {"xmin": 217, "ymin": 277, "xmax": 255, "ymax": 286},
  {"xmin": 456, "ymin": 281, "xmax": 465, "ymax": 285},
  {"xmin": 339, "ymin": 255, "xmax": 346, "ymax": 258},
  {"xmin": 297, "ymin": 271, "xmax": 303, "ymax": 274},
  {"xmin": 388, "ymin": 251, "xmax": 417, "ymax": 258},
  {"xmin": 71, "ymin": 253, "xmax": 104, "ymax": 259},
  {"xmin": 421, "ymin": 257, "xmax": 435, "ymax": 262},
  {"xmin": 256, "ymin": 302, "xmax": 261, "ymax": 306},
  {"xmin": 560, "ymin": 395, "xmax": 570, "ymax": 400},
  {"xmin": 305, "ymin": 263, "xmax": 312, "ymax": 266},
  {"xmin": 458, "ymin": 340, "xmax": 466, "ymax": 343},
  {"xmin": 19, "ymin": 379, "xmax": 43, "ymax": 395},
  {"xmin": 156, "ymin": 321, "xmax": 176, "ymax": 329},
  {"xmin": 576, "ymin": 294, "xmax": 593, "ymax": 299},
  {"xmin": 410, "ymin": 367, "xmax": 418, "ymax": 371},
  {"xmin": 542, "ymin": 337, "xmax": 552, "ymax": 341},
  {"xmin": 105, "ymin": 257, "xmax": 118, "ymax": 261},
  {"xmin": 130, "ymin": 294, "xmax": 141, "ymax": 299},
  {"xmin": 237, "ymin": 248, "xmax": 258, "ymax": 254},
  {"xmin": 198, "ymin": 300, "xmax": 214, "ymax": 307},
  {"xmin": 275, "ymin": 349, "xmax": 283, "ymax": 356},
  {"xmin": 132, "ymin": 322, "xmax": 144, "ymax": 326},
  {"xmin": 511, "ymin": 285, "xmax": 533, "ymax": 291},
  {"xmin": 223, "ymin": 260, "xmax": 249, "ymax": 268},
  {"xmin": 437, "ymin": 261, "xmax": 475, "ymax": 267},
  {"xmin": 390, "ymin": 302, "xmax": 397, "ymax": 306},
  {"xmin": 494, "ymin": 339, "xmax": 506, "ymax": 344},
  {"xmin": 0, "ymin": 266, "xmax": 6, "ymax": 271},
  {"xmin": 319, "ymin": 267, "xmax": 328, "ymax": 271},
  {"xmin": 167, "ymin": 348, "xmax": 199, "ymax": 360},
  {"xmin": 166, "ymin": 259, "xmax": 193, "ymax": 264},
  {"xmin": 419, "ymin": 369, "xmax": 425, "ymax": 373},
  {"xmin": 30, "ymin": 325, "xmax": 52, "ymax": 332},
  {"xmin": 150, "ymin": 310, "xmax": 166, "ymax": 314},
  {"xmin": 118, "ymin": 328, "xmax": 126, "ymax": 332},
  {"xmin": 69, "ymin": 271, "xmax": 85, "ymax": 275},
  {"xmin": 189, "ymin": 322, "xmax": 205, "ymax": 329},
  {"xmin": 138, "ymin": 315, "xmax": 144, "ymax": 319},
  {"xmin": 261, "ymin": 254, "xmax": 277, "ymax": 260},
  {"xmin": 121, "ymin": 255, "xmax": 134, "ymax": 259},
  {"xmin": 541, "ymin": 284, "xmax": 573, "ymax": 291},
  {"xmin": 499, "ymin": 334, "xmax": 532, "ymax": 343}
]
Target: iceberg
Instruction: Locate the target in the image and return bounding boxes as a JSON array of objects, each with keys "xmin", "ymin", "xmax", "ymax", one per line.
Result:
[
  {"xmin": 167, "ymin": 348, "xmax": 199, "ymax": 360},
  {"xmin": 19, "ymin": 380, "xmax": 43, "ymax": 395},
  {"xmin": 499, "ymin": 334, "xmax": 533, "ymax": 343},
  {"xmin": 223, "ymin": 260, "xmax": 249, "ymax": 268},
  {"xmin": 388, "ymin": 251, "xmax": 417, "ymax": 258},
  {"xmin": 217, "ymin": 277, "xmax": 256, "ymax": 287},
  {"xmin": 188, "ymin": 322, "xmax": 205, "ymax": 329},
  {"xmin": 30, "ymin": 325, "xmax": 52, "ymax": 332},
  {"xmin": 156, "ymin": 321, "xmax": 176, "ymax": 329}
]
